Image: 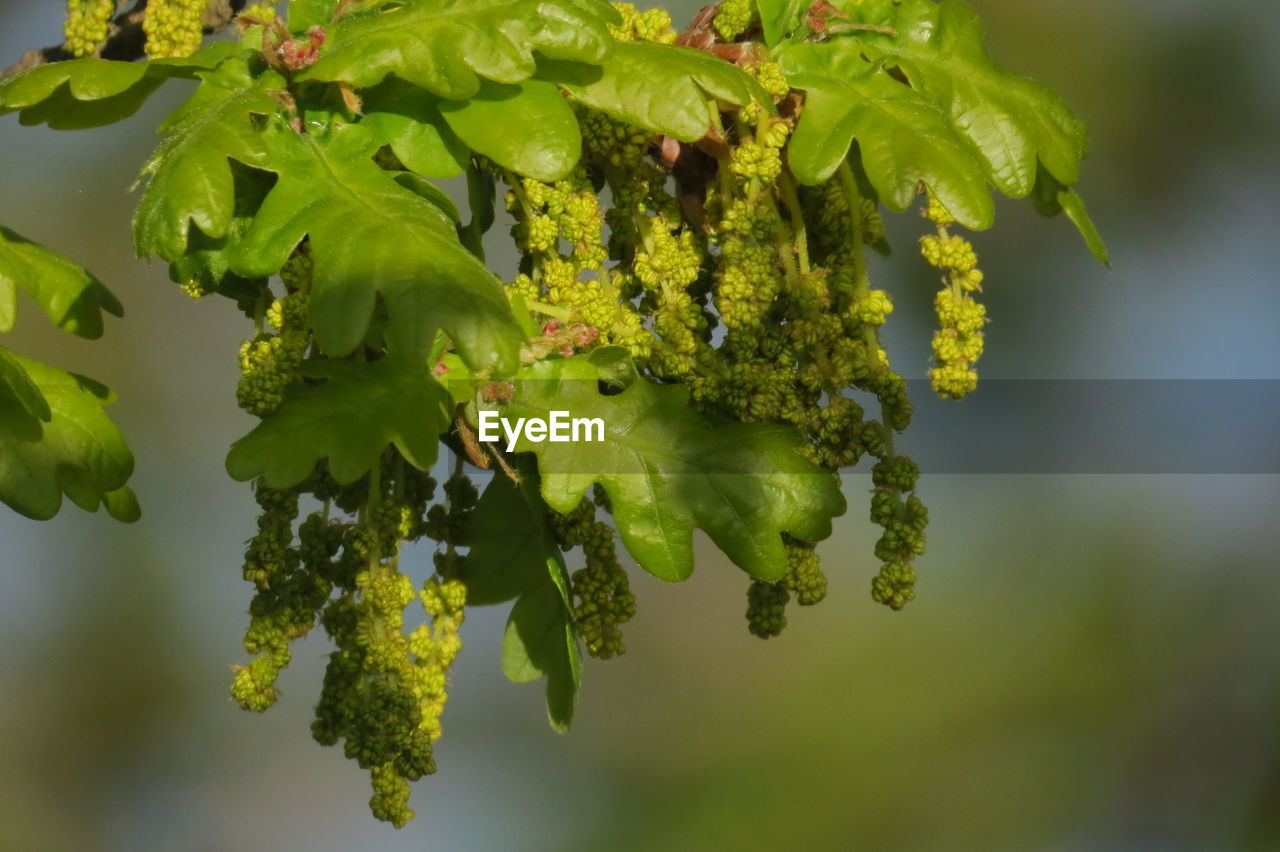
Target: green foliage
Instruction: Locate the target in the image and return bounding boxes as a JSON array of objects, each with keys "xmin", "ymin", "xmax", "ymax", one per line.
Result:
[
  {"xmin": 1, "ymin": 0, "xmax": 1107, "ymax": 828},
  {"xmin": 0, "ymin": 349, "xmax": 136, "ymax": 521},
  {"xmin": 500, "ymin": 349, "xmax": 846, "ymax": 583},
  {"xmin": 437, "ymin": 79, "xmax": 582, "ymax": 182},
  {"xmin": 223, "ymin": 122, "xmax": 523, "ymax": 367},
  {"xmin": 297, "ymin": 0, "xmax": 621, "ymax": 98},
  {"xmin": 464, "ymin": 463, "xmax": 582, "ymax": 730},
  {"xmin": 132, "ymin": 59, "xmax": 282, "ymax": 261},
  {"xmin": 362, "ymin": 79, "xmax": 470, "ymax": 178},
  {"xmin": 0, "ymin": 225, "xmax": 135, "ymax": 521},
  {"xmin": 0, "ymin": 225, "xmax": 123, "ymax": 338},
  {"xmin": 835, "ymin": 0, "xmax": 1088, "ymax": 197},
  {"xmin": 538, "ymin": 41, "xmax": 772, "ymax": 141},
  {"xmin": 780, "ymin": 41, "xmax": 993, "ymax": 227},
  {"xmin": 226, "ymin": 357, "xmax": 451, "ymax": 488},
  {"xmin": 0, "ymin": 45, "xmax": 251, "ymax": 128}
]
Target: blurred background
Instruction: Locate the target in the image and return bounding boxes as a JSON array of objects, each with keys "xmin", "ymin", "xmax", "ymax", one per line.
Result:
[{"xmin": 2, "ymin": 1, "xmax": 1278, "ymax": 849}]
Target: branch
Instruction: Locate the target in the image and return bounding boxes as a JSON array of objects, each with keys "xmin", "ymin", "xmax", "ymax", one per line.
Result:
[{"xmin": 0, "ymin": 0, "xmax": 248, "ymax": 84}]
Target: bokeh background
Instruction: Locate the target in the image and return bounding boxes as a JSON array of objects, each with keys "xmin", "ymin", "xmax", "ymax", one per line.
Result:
[{"xmin": 2, "ymin": 1, "xmax": 1278, "ymax": 849}]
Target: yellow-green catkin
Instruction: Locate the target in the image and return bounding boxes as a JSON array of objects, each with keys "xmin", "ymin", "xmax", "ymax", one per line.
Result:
[
  {"xmin": 714, "ymin": 0, "xmax": 755, "ymax": 41},
  {"xmin": 922, "ymin": 193, "xmax": 987, "ymax": 399},
  {"xmin": 65, "ymin": 0, "xmax": 116, "ymax": 58},
  {"xmin": 143, "ymin": 0, "xmax": 205, "ymax": 59},
  {"xmin": 608, "ymin": 2, "xmax": 677, "ymax": 43}
]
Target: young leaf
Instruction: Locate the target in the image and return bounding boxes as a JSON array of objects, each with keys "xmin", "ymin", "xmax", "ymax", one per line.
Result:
[
  {"xmin": 538, "ymin": 41, "xmax": 773, "ymax": 142},
  {"xmin": 225, "ymin": 357, "xmax": 451, "ymax": 489},
  {"xmin": 132, "ymin": 60, "xmax": 284, "ymax": 263},
  {"xmin": 844, "ymin": 0, "xmax": 1089, "ymax": 198},
  {"xmin": 499, "ymin": 349, "xmax": 846, "ymax": 583},
  {"xmin": 297, "ymin": 0, "xmax": 620, "ymax": 100},
  {"xmin": 0, "ymin": 351, "xmax": 135, "ymax": 522},
  {"xmin": 0, "ymin": 225, "xmax": 123, "ymax": 338},
  {"xmin": 465, "ymin": 465, "xmax": 582, "ymax": 731},
  {"xmin": 438, "ymin": 79, "xmax": 582, "ymax": 182},
  {"xmin": 779, "ymin": 42, "xmax": 994, "ymax": 228},
  {"xmin": 227, "ymin": 122, "xmax": 523, "ymax": 370},
  {"xmin": 0, "ymin": 44, "xmax": 252, "ymax": 129}
]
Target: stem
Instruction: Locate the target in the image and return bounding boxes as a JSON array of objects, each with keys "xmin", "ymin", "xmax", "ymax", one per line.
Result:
[
  {"xmin": 441, "ymin": 452, "xmax": 465, "ymax": 580},
  {"xmin": 835, "ymin": 162, "xmax": 869, "ymax": 299},
  {"xmin": 778, "ymin": 174, "xmax": 811, "ymax": 275},
  {"xmin": 824, "ymin": 23, "xmax": 899, "ymax": 36},
  {"xmin": 837, "ymin": 162, "xmax": 896, "ymax": 454},
  {"xmin": 524, "ymin": 300, "xmax": 573, "ymax": 321},
  {"xmin": 366, "ymin": 454, "xmax": 383, "ymax": 574}
]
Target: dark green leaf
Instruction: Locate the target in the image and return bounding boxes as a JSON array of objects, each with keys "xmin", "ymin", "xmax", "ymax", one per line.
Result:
[
  {"xmin": 499, "ymin": 349, "xmax": 846, "ymax": 582},
  {"xmin": 225, "ymin": 356, "xmax": 451, "ymax": 488},
  {"xmin": 438, "ymin": 78, "xmax": 581, "ymax": 182},
  {"xmin": 462, "ymin": 473, "xmax": 549, "ymax": 606},
  {"xmin": 538, "ymin": 41, "xmax": 772, "ymax": 142},
  {"xmin": 0, "ymin": 351, "xmax": 135, "ymax": 521},
  {"xmin": 227, "ymin": 121, "xmax": 522, "ymax": 370},
  {"xmin": 298, "ymin": 0, "xmax": 620, "ymax": 100},
  {"xmin": 465, "ymin": 462, "xmax": 582, "ymax": 730},
  {"xmin": 779, "ymin": 42, "xmax": 993, "ymax": 228},
  {"xmin": 460, "ymin": 160, "xmax": 496, "ymax": 260},
  {"xmin": 503, "ymin": 578, "xmax": 581, "ymax": 732},
  {"xmin": 0, "ymin": 225, "xmax": 123, "ymax": 338}
]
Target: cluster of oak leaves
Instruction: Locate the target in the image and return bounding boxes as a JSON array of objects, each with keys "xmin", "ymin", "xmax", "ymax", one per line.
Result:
[{"xmin": 65, "ymin": 0, "xmax": 995, "ymax": 827}]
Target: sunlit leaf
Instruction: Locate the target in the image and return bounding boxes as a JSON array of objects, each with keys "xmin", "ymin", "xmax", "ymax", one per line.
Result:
[{"xmin": 298, "ymin": 0, "xmax": 620, "ymax": 100}]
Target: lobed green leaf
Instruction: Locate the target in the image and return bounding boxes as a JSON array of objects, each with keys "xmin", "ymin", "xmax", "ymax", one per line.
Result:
[
  {"xmin": 0, "ymin": 43, "xmax": 253, "ymax": 129},
  {"xmin": 226, "ymin": 121, "xmax": 523, "ymax": 370},
  {"xmin": 465, "ymin": 464, "xmax": 581, "ymax": 731},
  {"xmin": 297, "ymin": 0, "xmax": 620, "ymax": 100},
  {"xmin": 780, "ymin": 41, "xmax": 993, "ymax": 228},
  {"xmin": 225, "ymin": 357, "xmax": 450, "ymax": 488},
  {"xmin": 438, "ymin": 78, "xmax": 582, "ymax": 182},
  {"xmin": 538, "ymin": 40, "xmax": 773, "ymax": 142},
  {"xmin": 499, "ymin": 349, "xmax": 846, "ymax": 583},
  {"xmin": 132, "ymin": 60, "xmax": 284, "ymax": 263},
  {"xmin": 0, "ymin": 350, "xmax": 136, "ymax": 521},
  {"xmin": 362, "ymin": 79, "xmax": 470, "ymax": 179},
  {"xmin": 841, "ymin": 0, "xmax": 1089, "ymax": 198},
  {"xmin": 0, "ymin": 225, "xmax": 123, "ymax": 338}
]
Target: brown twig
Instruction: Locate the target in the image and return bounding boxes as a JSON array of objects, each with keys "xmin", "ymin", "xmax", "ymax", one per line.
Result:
[{"xmin": 1, "ymin": 0, "xmax": 249, "ymax": 84}]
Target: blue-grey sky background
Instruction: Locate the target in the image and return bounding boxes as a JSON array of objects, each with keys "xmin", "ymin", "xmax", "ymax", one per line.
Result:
[{"xmin": 2, "ymin": 1, "xmax": 1278, "ymax": 849}]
